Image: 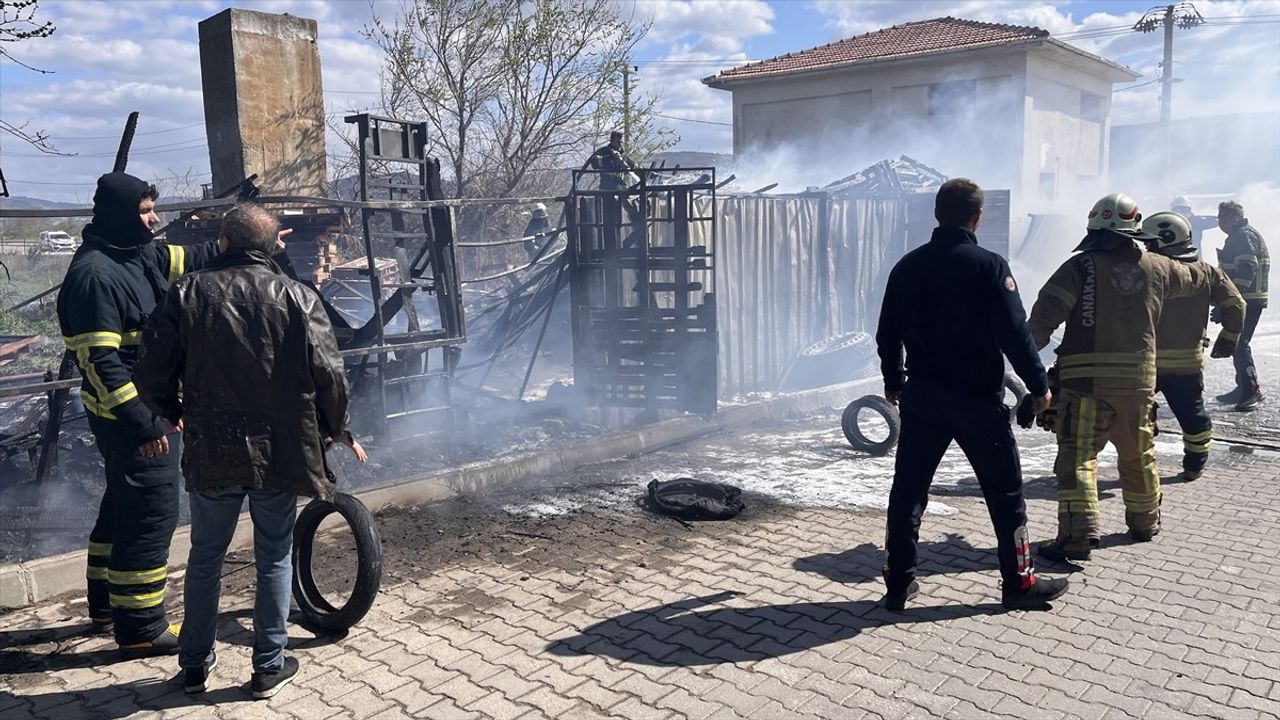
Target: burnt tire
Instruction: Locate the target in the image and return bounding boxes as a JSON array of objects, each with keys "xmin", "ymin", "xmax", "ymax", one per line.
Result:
[
  {"xmin": 292, "ymin": 492, "xmax": 382, "ymax": 633},
  {"xmin": 780, "ymin": 332, "xmax": 876, "ymax": 391},
  {"xmin": 841, "ymin": 395, "xmax": 901, "ymax": 456}
]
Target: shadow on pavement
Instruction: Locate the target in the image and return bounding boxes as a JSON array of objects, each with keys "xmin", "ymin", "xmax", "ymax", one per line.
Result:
[
  {"xmin": 546, "ymin": 590, "xmax": 1007, "ymax": 666},
  {"xmin": 792, "ymin": 533, "xmax": 995, "ymax": 583},
  {"xmin": 0, "ymin": 672, "xmax": 263, "ymax": 719}
]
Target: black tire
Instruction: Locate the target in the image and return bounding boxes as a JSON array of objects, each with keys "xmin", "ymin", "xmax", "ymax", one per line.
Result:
[
  {"xmin": 841, "ymin": 395, "xmax": 901, "ymax": 455},
  {"xmin": 292, "ymin": 492, "xmax": 383, "ymax": 633}
]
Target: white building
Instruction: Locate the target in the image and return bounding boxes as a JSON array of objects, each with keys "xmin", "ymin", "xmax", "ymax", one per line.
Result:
[{"xmin": 703, "ymin": 17, "xmax": 1139, "ymax": 208}]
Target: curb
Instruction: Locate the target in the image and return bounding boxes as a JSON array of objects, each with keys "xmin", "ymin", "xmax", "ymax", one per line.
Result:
[{"xmin": 0, "ymin": 379, "xmax": 876, "ymax": 610}]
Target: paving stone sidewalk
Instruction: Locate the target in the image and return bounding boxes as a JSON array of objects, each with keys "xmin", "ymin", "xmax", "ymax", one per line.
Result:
[{"xmin": 2, "ymin": 446, "xmax": 1279, "ymax": 719}]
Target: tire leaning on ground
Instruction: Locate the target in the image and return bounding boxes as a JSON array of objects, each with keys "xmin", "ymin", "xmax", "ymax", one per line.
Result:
[
  {"xmin": 292, "ymin": 492, "xmax": 383, "ymax": 633},
  {"xmin": 841, "ymin": 395, "xmax": 901, "ymax": 456}
]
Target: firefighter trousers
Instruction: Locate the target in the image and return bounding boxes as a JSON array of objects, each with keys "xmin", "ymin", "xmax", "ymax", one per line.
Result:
[
  {"xmin": 1156, "ymin": 372, "xmax": 1211, "ymax": 474},
  {"xmin": 1232, "ymin": 301, "xmax": 1265, "ymax": 395},
  {"xmin": 885, "ymin": 381, "xmax": 1035, "ymax": 593},
  {"xmin": 1053, "ymin": 388, "xmax": 1161, "ymax": 536},
  {"xmin": 86, "ymin": 417, "xmax": 181, "ymax": 646}
]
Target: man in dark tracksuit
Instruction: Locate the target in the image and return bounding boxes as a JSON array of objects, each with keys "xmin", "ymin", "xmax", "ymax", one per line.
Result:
[
  {"xmin": 1215, "ymin": 201, "xmax": 1269, "ymax": 411},
  {"xmin": 876, "ymin": 178, "xmax": 1069, "ymax": 611},
  {"xmin": 56, "ymin": 172, "xmax": 218, "ymax": 656}
]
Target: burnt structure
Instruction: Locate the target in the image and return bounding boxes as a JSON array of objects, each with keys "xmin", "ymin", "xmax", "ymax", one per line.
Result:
[{"xmin": 566, "ymin": 169, "xmax": 718, "ymax": 415}]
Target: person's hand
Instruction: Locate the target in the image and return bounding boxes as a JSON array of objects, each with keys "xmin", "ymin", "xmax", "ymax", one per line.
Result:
[
  {"xmin": 885, "ymin": 389, "xmax": 901, "ymax": 407},
  {"xmin": 274, "ymin": 228, "xmax": 293, "ymax": 254},
  {"xmin": 1033, "ymin": 389, "xmax": 1053, "ymax": 415},
  {"xmin": 1209, "ymin": 306, "xmax": 1222, "ymax": 324},
  {"xmin": 164, "ymin": 418, "xmax": 184, "ymax": 434},
  {"xmin": 139, "ymin": 434, "xmax": 169, "ymax": 458},
  {"xmin": 341, "ymin": 438, "xmax": 368, "ymax": 462}
]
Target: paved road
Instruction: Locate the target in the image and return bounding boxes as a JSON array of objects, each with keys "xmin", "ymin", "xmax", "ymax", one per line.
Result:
[{"xmin": 2, "ymin": 404, "xmax": 1277, "ymax": 718}]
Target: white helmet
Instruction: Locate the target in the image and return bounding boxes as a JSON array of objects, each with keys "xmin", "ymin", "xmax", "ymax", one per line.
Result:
[
  {"xmin": 532, "ymin": 202, "xmax": 547, "ymax": 217},
  {"xmin": 1142, "ymin": 211, "xmax": 1194, "ymax": 257},
  {"xmin": 1170, "ymin": 195, "xmax": 1192, "ymax": 211},
  {"xmin": 1086, "ymin": 192, "xmax": 1143, "ymax": 232}
]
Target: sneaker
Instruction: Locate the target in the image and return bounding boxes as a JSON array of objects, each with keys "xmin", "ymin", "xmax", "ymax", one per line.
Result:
[
  {"xmin": 1037, "ymin": 538, "xmax": 1093, "ymax": 562},
  {"xmin": 1234, "ymin": 392, "xmax": 1263, "ymax": 412},
  {"xmin": 882, "ymin": 580, "xmax": 919, "ymax": 612},
  {"xmin": 1002, "ymin": 576, "xmax": 1069, "ymax": 610},
  {"xmin": 1215, "ymin": 388, "xmax": 1245, "ymax": 405},
  {"xmin": 184, "ymin": 653, "xmax": 218, "ymax": 694},
  {"xmin": 1130, "ymin": 525, "xmax": 1161, "ymax": 543},
  {"xmin": 251, "ymin": 656, "xmax": 299, "ymax": 699},
  {"xmin": 119, "ymin": 623, "xmax": 180, "ymax": 659}
]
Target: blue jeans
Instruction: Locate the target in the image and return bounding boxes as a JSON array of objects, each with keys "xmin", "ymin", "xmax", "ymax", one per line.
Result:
[{"xmin": 179, "ymin": 489, "xmax": 297, "ymax": 673}]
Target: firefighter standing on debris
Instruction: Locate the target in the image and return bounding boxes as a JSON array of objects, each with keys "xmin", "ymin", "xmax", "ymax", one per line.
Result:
[
  {"xmin": 1143, "ymin": 212, "xmax": 1243, "ymax": 481},
  {"xmin": 56, "ymin": 173, "xmax": 222, "ymax": 655},
  {"xmin": 583, "ymin": 130, "xmax": 637, "ymax": 191},
  {"xmin": 1028, "ymin": 193, "xmax": 1212, "ymax": 561},
  {"xmin": 1214, "ymin": 200, "xmax": 1269, "ymax": 411}
]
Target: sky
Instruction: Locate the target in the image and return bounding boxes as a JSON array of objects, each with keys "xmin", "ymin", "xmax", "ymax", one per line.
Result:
[{"xmin": 1, "ymin": 0, "xmax": 1278, "ymax": 201}]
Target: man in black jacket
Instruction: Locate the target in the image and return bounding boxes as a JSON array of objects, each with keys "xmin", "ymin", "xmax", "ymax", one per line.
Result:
[
  {"xmin": 876, "ymin": 178, "xmax": 1068, "ymax": 611},
  {"xmin": 135, "ymin": 202, "xmax": 365, "ymax": 698},
  {"xmin": 56, "ymin": 172, "xmax": 219, "ymax": 655}
]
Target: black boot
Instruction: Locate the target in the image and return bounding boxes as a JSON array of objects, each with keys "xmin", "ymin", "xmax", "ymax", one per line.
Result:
[
  {"xmin": 882, "ymin": 580, "xmax": 919, "ymax": 612},
  {"xmin": 1235, "ymin": 390, "xmax": 1263, "ymax": 412},
  {"xmin": 1003, "ymin": 576, "xmax": 1070, "ymax": 610},
  {"xmin": 1215, "ymin": 387, "xmax": 1246, "ymax": 404}
]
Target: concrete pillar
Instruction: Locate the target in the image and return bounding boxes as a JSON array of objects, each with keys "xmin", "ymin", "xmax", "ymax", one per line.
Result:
[{"xmin": 198, "ymin": 9, "xmax": 327, "ymax": 197}]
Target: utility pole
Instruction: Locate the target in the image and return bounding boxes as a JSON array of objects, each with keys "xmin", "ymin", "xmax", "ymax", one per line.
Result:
[
  {"xmin": 622, "ymin": 62, "xmax": 632, "ymax": 143},
  {"xmin": 1134, "ymin": 3, "xmax": 1204, "ymax": 190}
]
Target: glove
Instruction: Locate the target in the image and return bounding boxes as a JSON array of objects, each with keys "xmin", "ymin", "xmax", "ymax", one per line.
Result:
[
  {"xmin": 1210, "ymin": 306, "xmax": 1222, "ymax": 324},
  {"xmin": 1211, "ymin": 335, "xmax": 1236, "ymax": 359},
  {"xmin": 1016, "ymin": 394, "xmax": 1037, "ymax": 429}
]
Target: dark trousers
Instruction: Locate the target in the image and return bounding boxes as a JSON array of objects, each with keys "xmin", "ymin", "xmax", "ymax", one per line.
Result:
[
  {"xmin": 885, "ymin": 381, "xmax": 1034, "ymax": 592},
  {"xmin": 86, "ymin": 417, "xmax": 181, "ymax": 645},
  {"xmin": 1156, "ymin": 372, "xmax": 1211, "ymax": 474},
  {"xmin": 1233, "ymin": 301, "xmax": 1265, "ymax": 393}
]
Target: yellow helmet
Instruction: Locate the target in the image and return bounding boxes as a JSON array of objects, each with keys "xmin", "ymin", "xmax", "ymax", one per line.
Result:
[{"xmin": 1087, "ymin": 192, "xmax": 1143, "ymax": 232}]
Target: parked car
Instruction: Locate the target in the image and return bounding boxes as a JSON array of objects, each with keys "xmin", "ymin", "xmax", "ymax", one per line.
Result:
[{"xmin": 39, "ymin": 231, "xmax": 77, "ymax": 253}]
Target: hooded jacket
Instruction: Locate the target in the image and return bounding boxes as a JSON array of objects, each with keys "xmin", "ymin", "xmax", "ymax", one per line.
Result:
[
  {"xmin": 133, "ymin": 248, "xmax": 352, "ymax": 499},
  {"xmin": 55, "ymin": 172, "xmax": 217, "ymax": 444},
  {"xmin": 1028, "ymin": 230, "xmax": 1212, "ymax": 394}
]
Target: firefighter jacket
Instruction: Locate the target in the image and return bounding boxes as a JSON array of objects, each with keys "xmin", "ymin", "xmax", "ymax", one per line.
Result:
[
  {"xmin": 1219, "ymin": 222, "xmax": 1269, "ymax": 306},
  {"xmin": 1029, "ymin": 231, "xmax": 1212, "ymax": 395},
  {"xmin": 55, "ymin": 173, "xmax": 217, "ymax": 445},
  {"xmin": 876, "ymin": 225, "xmax": 1048, "ymax": 400},
  {"xmin": 1155, "ymin": 260, "xmax": 1245, "ymax": 376},
  {"xmin": 134, "ymin": 248, "xmax": 352, "ymax": 500},
  {"xmin": 584, "ymin": 144, "xmax": 636, "ymax": 190}
]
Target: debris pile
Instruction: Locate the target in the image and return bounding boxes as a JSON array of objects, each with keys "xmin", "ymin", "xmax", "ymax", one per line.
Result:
[{"xmin": 822, "ymin": 155, "xmax": 948, "ymax": 198}]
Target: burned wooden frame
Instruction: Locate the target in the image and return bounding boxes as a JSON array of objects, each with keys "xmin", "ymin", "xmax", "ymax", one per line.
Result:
[{"xmin": 566, "ymin": 168, "xmax": 718, "ymax": 415}]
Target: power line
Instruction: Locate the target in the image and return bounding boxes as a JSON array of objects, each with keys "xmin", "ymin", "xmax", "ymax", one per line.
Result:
[
  {"xmin": 5, "ymin": 171, "xmax": 213, "ymax": 187},
  {"xmin": 652, "ymin": 112, "xmax": 731, "ymax": 127},
  {"xmin": 34, "ymin": 121, "xmax": 206, "ymax": 142},
  {"xmin": 1, "ymin": 137, "xmax": 209, "ymax": 159}
]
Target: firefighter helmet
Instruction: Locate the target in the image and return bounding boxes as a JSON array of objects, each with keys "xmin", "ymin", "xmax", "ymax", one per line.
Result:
[
  {"xmin": 532, "ymin": 202, "xmax": 547, "ymax": 217},
  {"xmin": 1171, "ymin": 195, "xmax": 1193, "ymax": 212},
  {"xmin": 1086, "ymin": 193, "xmax": 1143, "ymax": 232},
  {"xmin": 1142, "ymin": 211, "xmax": 1195, "ymax": 258}
]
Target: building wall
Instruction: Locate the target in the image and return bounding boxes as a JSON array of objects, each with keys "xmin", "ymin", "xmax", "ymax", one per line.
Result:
[
  {"xmin": 729, "ymin": 51, "xmax": 1028, "ymax": 192},
  {"xmin": 1022, "ymin": 50, "xmax": 1117, "ymax": 208},
  {"xmin": 725, "ymin": 47, "xmax": 1123, "ymax": 211}
]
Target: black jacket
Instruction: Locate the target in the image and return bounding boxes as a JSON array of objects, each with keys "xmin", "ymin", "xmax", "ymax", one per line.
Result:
[
  {"xmin": 55, "ymin": 172, "xmax": 217, "ymax": 445},
  {"xmin": 133, "ymin": 248, "xmax": 352, "ymax": 499},
  {"xmin": 876, "ymin": 226, "xmax": 1048, "ymax": 400}
]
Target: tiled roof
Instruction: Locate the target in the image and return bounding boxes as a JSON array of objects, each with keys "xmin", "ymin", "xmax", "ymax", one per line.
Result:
[{"xmin": 704, "ymin": 17, "xmax": 1049, "ymax": 86}]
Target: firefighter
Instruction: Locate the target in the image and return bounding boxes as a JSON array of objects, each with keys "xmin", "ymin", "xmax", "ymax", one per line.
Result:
[
  {"xmin": 1214, "ymin": 200, "xmax": 1269, "ymax": 411},
  {"xmin": 1142, "ymin": 211, "xmax": 1244, "ymax": 480},
  {"xmin": 583, "ymin": 131, "xmax": 637, "ymax": 191},
  {"xmin": 1028, "ymin": 193, "xmax": 1211, "ymax": 561},
  {"xmin": 56, "ymin": 172, "xmax": 219, "ymax": 656},
  {"xmin": 1169, "ymin": 195, "xmax": 1216, "ymax": 250}
]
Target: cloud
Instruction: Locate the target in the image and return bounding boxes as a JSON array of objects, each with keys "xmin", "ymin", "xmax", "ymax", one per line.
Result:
[{"xmin": 639, "ymin": 0, "xmax": 774, "ymax": 50}]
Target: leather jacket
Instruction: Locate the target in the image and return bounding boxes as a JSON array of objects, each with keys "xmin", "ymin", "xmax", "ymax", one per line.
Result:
[{"xmin": 134, "ymin": 248, "xmax": 352, "ymax": 499}]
